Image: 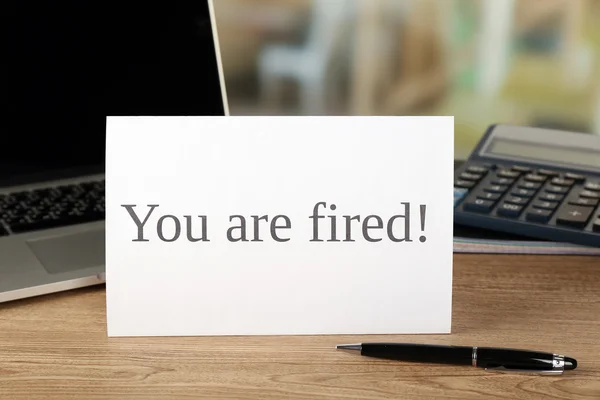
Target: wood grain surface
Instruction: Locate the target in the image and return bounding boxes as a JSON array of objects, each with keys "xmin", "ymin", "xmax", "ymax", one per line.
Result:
[{"xmin": 1, "ymin": 254, "xmax": 600, "ymax": 399}]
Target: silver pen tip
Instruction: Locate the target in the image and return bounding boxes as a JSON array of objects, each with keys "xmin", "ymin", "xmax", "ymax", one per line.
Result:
[{"xmin": 336, "ymin": 344, "xmax": 362, "ymax": 352}]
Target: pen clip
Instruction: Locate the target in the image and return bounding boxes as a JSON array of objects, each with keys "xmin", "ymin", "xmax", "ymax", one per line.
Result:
[
  {"xmin": 484, "ymin": 366, "xmax": 564, "ymax": 375},
  {"xmin": 484, "ymin": 354, "xmax": 565, "ymax": 375}
]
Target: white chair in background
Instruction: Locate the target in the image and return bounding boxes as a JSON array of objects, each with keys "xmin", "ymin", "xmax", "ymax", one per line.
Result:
[{"xmin": 257, "ymin": 0, "xmax": 354, "ymax": 115}]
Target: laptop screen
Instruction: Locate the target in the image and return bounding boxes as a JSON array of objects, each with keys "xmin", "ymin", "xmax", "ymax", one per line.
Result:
[{"xmin": 4, "ymin": 0, "xmax": 226, "ymax": 186}]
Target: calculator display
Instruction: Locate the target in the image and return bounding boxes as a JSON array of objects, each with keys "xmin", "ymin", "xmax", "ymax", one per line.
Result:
[{"xmin": 489, "ymin": 139, "xmax": 600, "ymax": 168}]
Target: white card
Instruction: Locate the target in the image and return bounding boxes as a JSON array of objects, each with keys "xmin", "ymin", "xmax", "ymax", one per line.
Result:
[{"xmin": 106, "ymin": 116, "xmax": 454, "ymax": 337}]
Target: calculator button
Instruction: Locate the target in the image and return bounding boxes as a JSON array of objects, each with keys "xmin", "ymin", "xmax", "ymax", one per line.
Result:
[
  {"xmin": 491, "ymin": 177, "xmax": 515, "ymax": 186},
  {"xmin": 537, "ymin": 169, "xmax": 559, "ymax": 177},
  {"xmin": 476, "ymin": 192, "xmax": 501, "ymax": 201},
  {"xmin": 593, "ymin": 218, "xmax": 600, "ymax": 232},
  {"xmin": 551, "ymin": 178, "xmax": 574, "ymax": 187},
  {"xmin": 497, "ymin": 203, "xmax": 524, "ymax": 218},
  {"xmin": 512, "ymin": 188, "xmax": 536, "ymax": 198},
  {"xmin": 484, "ymin": 185, "xmax": 508, "ymax": 193},
  {"xmin": 579, "ymin": 190, "xmax": 600, "ymax": 199},
  {"xmin": 511, "ymin": 165, "xmax": 532, "ymax": 173},
  {"xmin": 526, "ymin": 209, "xmax": 553, "ymax": 223},
  {"xmin": 539, "ymin": 193, "xmax": 564, "ymax": 203},
  {"xmin": 518, "ymin": 181, "xmax": 542, "ymax": 190},
  {"xmin": 584, "ymin": 182, "xmax": 600, "ymax": 192},
  {"xmin": 459, "ymin": 172, "xmax": 482, "ymax": 181},
  {"xmin": 524, "ymin": 174, "xmax": 546, "ymax": 183},
  {"xmin": 532, "ymin": 201, "xmax": 558, "ymax": 210},
  {"xmin": 455, "ymin": 180, "xmax": 476, "ymax": 189},
  {"xmin": 545, "ymin": 185, "xmax": 570, "ymax": 194},
  {"xmin": 454, "ymin": 188, "xmax": 468, "ymax": 206},
  {"xmin": 467, "ymin": 165, "xmax": 489, "ymax": 175},
  {"xmin": 564, "ymin": 172, "xmax": 586, "ymax": 182},
  {"xmin": 464, "ymin": 199, "xmax": 495, "ymax": 213},
  {"xmin": 505, "ymin": 196, "xmax": 529, "ymax": 206},
  {"xmin": 568, "ymin": 197, "xmax": 599, "ymax": 207},
  {"xmin": 555, "ymin": 205, "xmax": 593, "ymax": 229},
  {"xmin": 497, "ymin": 170, "xmax": 521, "ymax": 179}
]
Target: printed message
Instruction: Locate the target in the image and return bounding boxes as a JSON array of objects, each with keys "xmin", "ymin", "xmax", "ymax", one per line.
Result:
[{"xmin": 121, "ymin": 201, "xmax": 428, "ymax": 243}]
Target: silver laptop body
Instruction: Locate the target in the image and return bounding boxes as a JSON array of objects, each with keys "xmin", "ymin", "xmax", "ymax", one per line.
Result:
[{"xmin": 1, "ymin": 0, "xmax": 229, "ymax": 303}]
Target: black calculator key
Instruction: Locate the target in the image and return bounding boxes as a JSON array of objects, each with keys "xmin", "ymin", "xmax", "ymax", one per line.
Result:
[
  {"xmin": 539, "ymin": 193, "xmax": 564, "ymax": 203},
  {"xmin": 579, "ymin": 190, "xmax": 600, "ymax": 199},
  {"xmin": 537, "ymin": 169, "xmax": 559, "ymax": 177},
  {"xmin": 477, "ymin": 192, "xmax": 501, "ymax": 201},
  {"xmin": 594, "ymin": 218, "xmax": 600, "ymax": 232},
  {"xmin": 464, "ymin": 199, "xmax": 495, "ymax": 213},
  {"xmin": 518, "ymin": 181, "xmax": 541, "ymax": 190},
  {"xmin": 551, "ymin": 178, "xmax": 574, "ymax": 187},
  {"xmin": 512, "ymin": 188, "xmax": 536, "ymax": 198},
  {"xmin": 454, "ymin": 188, "xmax": 469, "ymax": 206},
  {"xmin": 526, "ymin": 208, "xmax": 553, "ymax": 223},
  {"xmin": 511, "ymin": 165, "xmax": 532, "ymax": 173},
  {"xmin": 532, "ymin": 200, "xmax": 558, "ymax": 210},
  {"xmin": 555, "ymin": 205, "xmax": 593, "ymax": 229},
  {"xmin": 485, "ymin": 185, "xmax": 508, "ymax": 193},
  {"xmin": 569, "ymin": 197, "xmax": 599, "ymax": 207},
  {"xmin": 459, "ymin": 172, "xmax": 482, "ymax": 181},
  {"xmin": 505, "ymin": 196, "xmax": 529, "ymax": 205},
  {"xmin": 524, "ymin": 174, "xmax": 546, "ymax": 183},
  {"xmin": 584, "ymin": 182, "xmax": 600, "ymax": 192},
  {"xmin": 545, "ymin": 185, "xmax": 569, "ymax": 194},
  {"xmin": 491, "ymin": 177, "xmax": 515, "ymax": 186},
  {"xmin": 467, "ymin": 165, "xmax": 488, "ymax": 175},
  {"xmin": 455, "ymin": 180, "xmax": 476, "ymax": 189},
  {"xmin": 564, "ymin": 172, "xmax": 586, "ymax": 182},
  {"xmin": 497, "ymin": 170, "xmax": 520, "ymax": 179},
  {"xmin": 497, "ymin": 202, "xmax": 524, "ymax": 218}
]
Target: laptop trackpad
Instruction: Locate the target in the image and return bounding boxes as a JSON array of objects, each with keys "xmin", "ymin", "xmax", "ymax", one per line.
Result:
[{"xmin": 26, "ymin": 229, "xmax": 105, "ymax": 274}]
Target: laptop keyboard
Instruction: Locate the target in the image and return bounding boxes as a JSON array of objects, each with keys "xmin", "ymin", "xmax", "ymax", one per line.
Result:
[{"xmin": 0, "ymin": 180, "xmax": 105, "ymax": 235}]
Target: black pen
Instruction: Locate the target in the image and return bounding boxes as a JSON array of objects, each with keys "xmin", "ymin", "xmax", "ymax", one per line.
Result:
[{"xmin": 336, "ymin": 343, "xmax": 577, "ymax": 375}]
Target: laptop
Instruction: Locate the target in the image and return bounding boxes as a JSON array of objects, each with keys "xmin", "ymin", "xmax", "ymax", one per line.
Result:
[{"xmin": 1, "ymin": 0, "xmax": 229, "ymax": 302}]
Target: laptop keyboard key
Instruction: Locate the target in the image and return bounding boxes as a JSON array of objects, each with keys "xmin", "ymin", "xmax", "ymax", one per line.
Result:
[{"xmin": 1, "ymin": 180, "xmax": 105, "ymax": 235}]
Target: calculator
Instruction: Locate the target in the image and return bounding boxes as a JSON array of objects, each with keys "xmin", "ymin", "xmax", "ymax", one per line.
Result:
[{"xmin": 454, "ymin": 124, "xmax": 600, "ymax": 248}]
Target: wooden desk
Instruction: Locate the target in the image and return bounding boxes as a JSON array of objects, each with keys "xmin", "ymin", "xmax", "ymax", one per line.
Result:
[{"xmin": 1, "ymin": 254, "xmax": 599, "ymax": 399}]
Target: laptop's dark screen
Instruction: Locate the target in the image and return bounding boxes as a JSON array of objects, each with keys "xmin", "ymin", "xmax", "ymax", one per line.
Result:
[{"xmin": 3, "ymin": 0, "xmax": 226, "ymax": 186}]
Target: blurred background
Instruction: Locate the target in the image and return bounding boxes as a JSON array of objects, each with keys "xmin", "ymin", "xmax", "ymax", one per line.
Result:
[{"xmin": 212, "ymin": 0, "xmax": 600, "ymax": 159}]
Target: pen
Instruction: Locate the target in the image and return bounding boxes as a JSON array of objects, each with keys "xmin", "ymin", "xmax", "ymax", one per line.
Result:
[{"xmin": 336, "ymin": 343, "xmax": 577, "ymax": 375}]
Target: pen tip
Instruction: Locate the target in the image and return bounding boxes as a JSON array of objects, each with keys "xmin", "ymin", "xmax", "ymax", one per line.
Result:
[{"xmin": 336, "ymin": 344, "xmax": 362, "ymax": 352}]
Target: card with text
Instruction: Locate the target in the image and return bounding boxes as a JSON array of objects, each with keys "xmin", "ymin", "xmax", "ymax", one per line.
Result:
[{"xmin": 106, "ymin": 116, "xmax": 454, "ymax": 337}]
